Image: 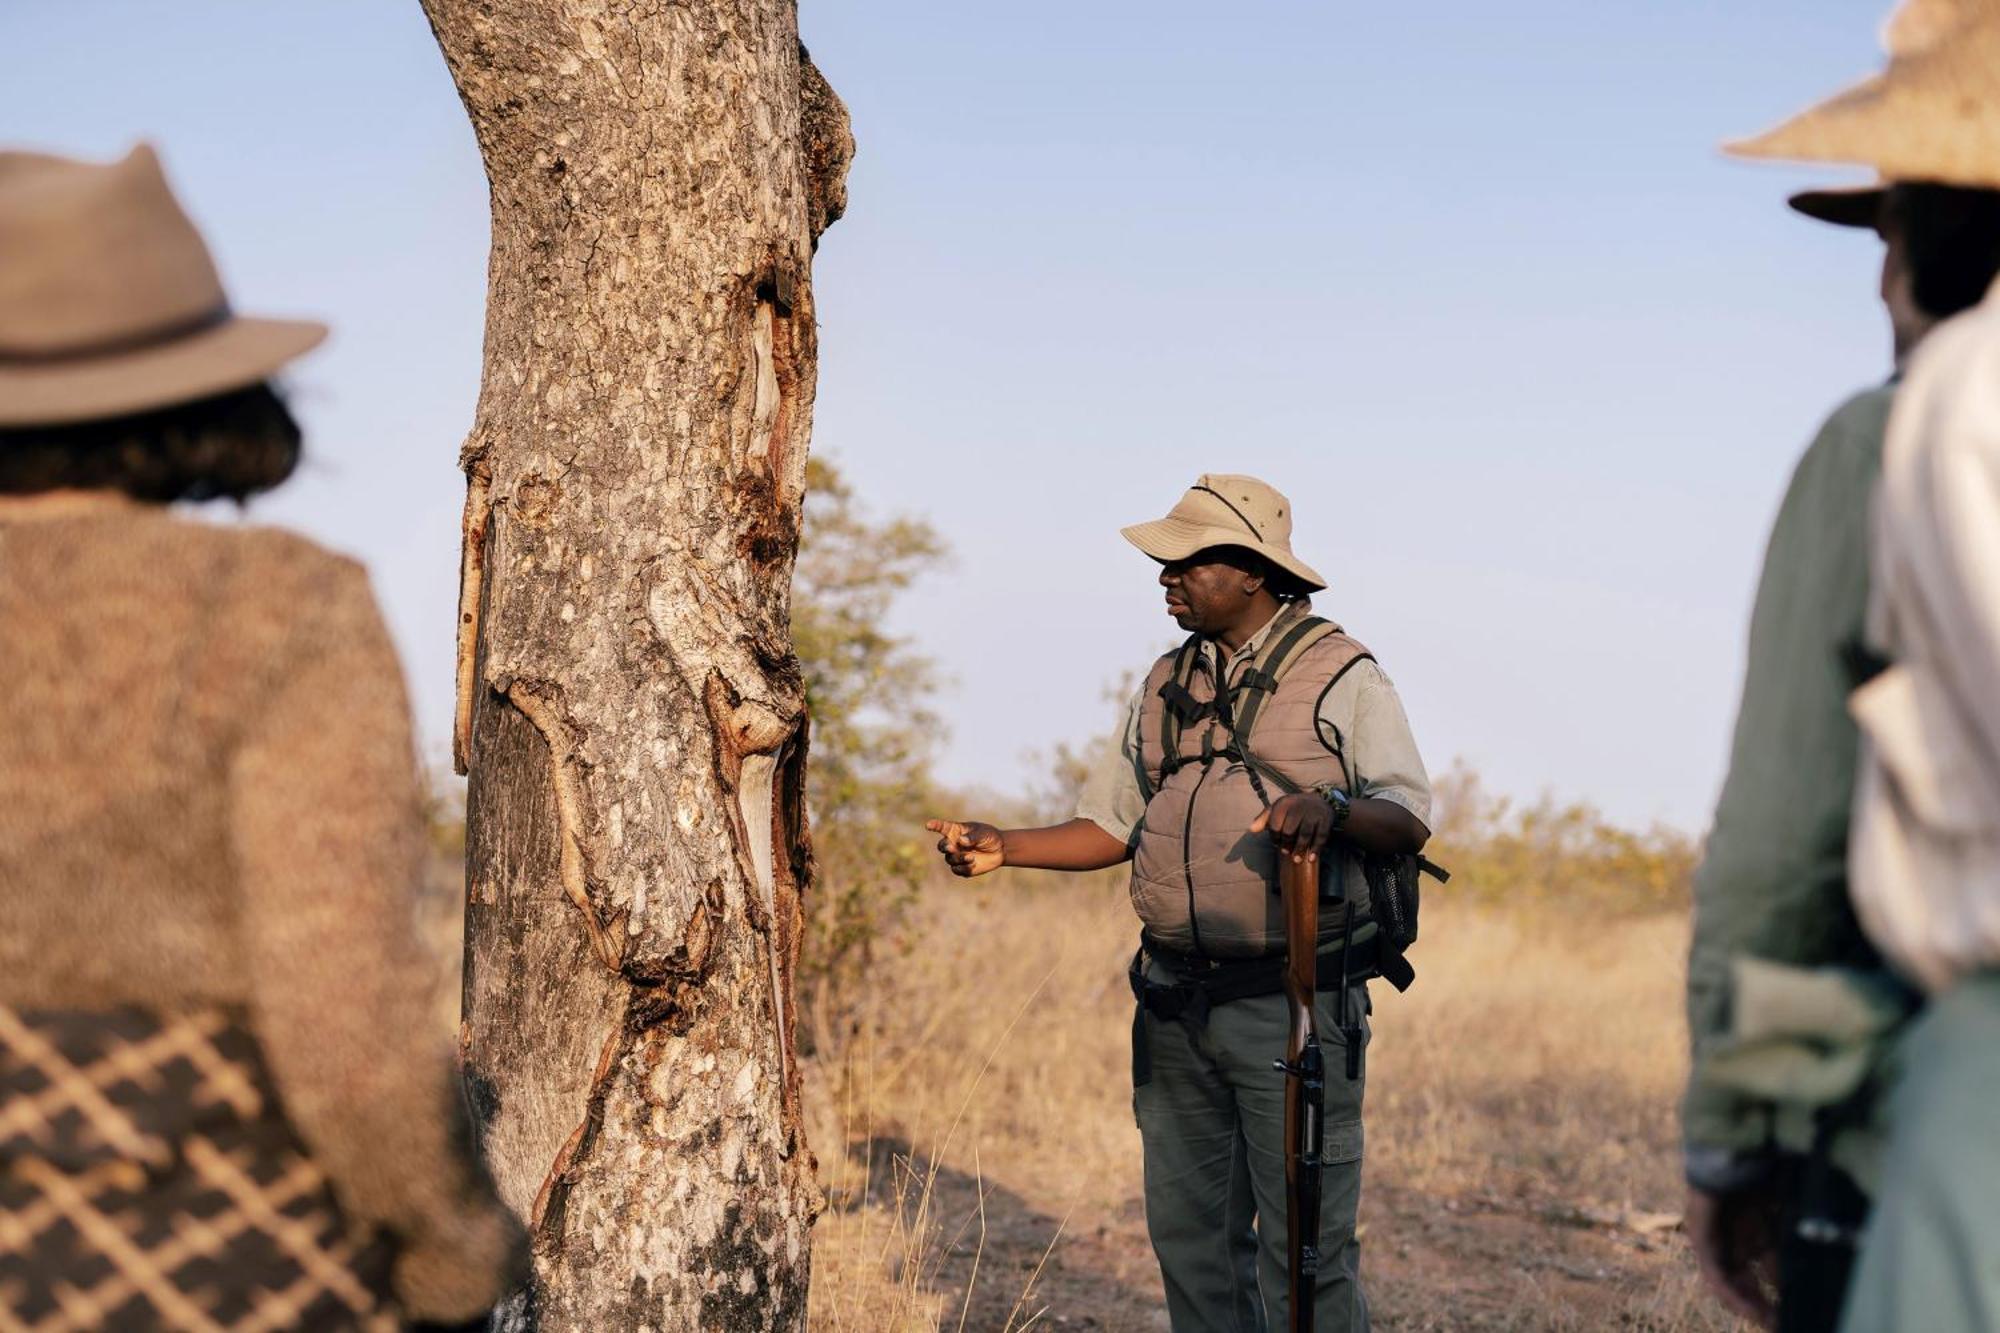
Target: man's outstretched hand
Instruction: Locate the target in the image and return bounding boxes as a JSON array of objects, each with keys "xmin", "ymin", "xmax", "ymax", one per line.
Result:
[{"xmin": 925, "ymin": 818, "xmax": 1005, "ymax": 878}]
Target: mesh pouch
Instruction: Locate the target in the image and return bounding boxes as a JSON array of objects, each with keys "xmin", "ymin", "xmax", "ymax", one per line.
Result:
[
  {"xmin": 1360, "ymin": 850, "xmax": 1442, "ymax": 953},
  {"xmin": 1360, "ymin": 852, "xmax": 1419, "ymax": 951}
]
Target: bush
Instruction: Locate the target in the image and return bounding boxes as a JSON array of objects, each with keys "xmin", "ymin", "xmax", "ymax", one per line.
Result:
[
  {"xmin": 1424, "ymin": 763, "xmax": 1697, "ymax": 915},
  {"xmin": 795, "ymin": 457, "xmax": 948, "ymax": 1013}
]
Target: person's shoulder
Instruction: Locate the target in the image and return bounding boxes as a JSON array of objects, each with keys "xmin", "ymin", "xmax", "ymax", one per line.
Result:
[
  {"xmin": 1910, "ymin": 298, "xmax": 2000, "ymax": 382},
  {"xmin": 1293, "ymin": 621, "xmax": 1386, "ymax": 703},
  {"xmin": 1139, "ymin": 636, "xmax": 1194, "ymax": 682},
  {"xmin": 214, "ymin": 520, "xmax": 360, "ymax": 570},
  {"xmin": 1322, "ymin": 652, "xmax": 1396, "ymax": 701},
  {"xmin": 180, "ymin": 521, "xmax": 376, "ymax": 635},
  {"xmin": 1896, "ymin": 301, "xmax": 2000, "ymax": 444},
  {"xmin": 81, "ymin": 509, "xmax": 360, "ymax": 589},
  {"xmin": 1787, "ymin": 383, "xmax": 1897, "ymax": 495},
  {"xmin": 1294, "ymin": 617, "xmax": 1375, "ymax": 675},
  {"xmin": 218, "ymin": 522, "xmax": 367, "ymax": 583},
  {"xmin": 1812, "ymin": 383, "xmax": 1897, "ymax": 454}
]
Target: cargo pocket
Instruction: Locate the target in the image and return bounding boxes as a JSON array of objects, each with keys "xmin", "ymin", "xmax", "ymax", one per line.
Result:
[
  {"xmin": 1319, "ymin": 1117, "xmax": 1367, "ymax": 1242},
  {"xmin": 1323, "ymin": 1118, "xmax": 1363, "ymax": 1166}
]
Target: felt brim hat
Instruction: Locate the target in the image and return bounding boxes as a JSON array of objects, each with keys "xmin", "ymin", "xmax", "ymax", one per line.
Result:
[
  {"xmin": 1727, "ymin": 1, "xmax": 2000, "ymax": 192},
  {"xmin": 0, "ymin": 316, "xmax": 326, "ymax": 427},
  {"xmin": 0, "ymin": 144, "xmax": 327, "ymax": 429},
  {"xmin": 1788, "ymin": 182, "xmax": 1888, "ymax": 229},
  {"xmin": 1121, "ymin": 472, "xmax": 1327, "ymax": 593}
]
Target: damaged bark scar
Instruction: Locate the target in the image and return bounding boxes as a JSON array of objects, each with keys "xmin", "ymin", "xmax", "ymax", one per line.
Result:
[
  {"xmin": 798, "ymin": 42, "xmax": 852, "ymax": 244},
  {"xmin": 505, "ymin": 681, "xmax": 624, "ymax": 973},
  {"xmin": 455, "ymin": 458, "xmax": 495, "ymax": 776},
  {"xmin": 738, "ymin": 275, "xmax": 802, "ymax": 570},
  {"xmin": 701, "ymin": 671, "xmax": 793, "ymax": 935},
  {"xmin": 770, "ymin": 722, "xmax": 812, "ymax": 1154},
  {"xmin": 529, "ymin": 1018, "xmax": 625, "ymax": 1250},
  {"xmin": 701, "ymin": 672, "xmax": 794, "ymax": 797},
  {"xmin": 625, "ymin": 879, "xmax": 723, "ymax": 1033},
  {"xmin": 701, "ymin": 670, "xmax": 810, "ymax": 1153}
]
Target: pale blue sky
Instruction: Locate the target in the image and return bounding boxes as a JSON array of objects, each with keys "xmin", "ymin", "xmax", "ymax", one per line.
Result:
[{"xmin": 3, "ymin": 1, "xmax": 1893, "ymax": 828}]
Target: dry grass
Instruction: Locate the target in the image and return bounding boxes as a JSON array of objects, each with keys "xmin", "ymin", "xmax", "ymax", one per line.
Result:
[
  {"xmin": 803, "ymin": 871, "xmax": 1742, "ymax": 1332},
  {"xmin": 421, "ymin": 785, "xmax": 1738, "ymax": 1330}
]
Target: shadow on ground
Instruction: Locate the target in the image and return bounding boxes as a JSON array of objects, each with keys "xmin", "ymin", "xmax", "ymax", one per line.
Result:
[{"xmin": 837, "ymin": 1135, "xmax": 1167, "ymax": 1332}]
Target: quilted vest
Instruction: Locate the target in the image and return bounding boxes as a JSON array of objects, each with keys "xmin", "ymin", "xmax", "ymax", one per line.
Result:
[{"xmin": 1132, "ymin": 605, "xmax": 1374, "ymax": 958}]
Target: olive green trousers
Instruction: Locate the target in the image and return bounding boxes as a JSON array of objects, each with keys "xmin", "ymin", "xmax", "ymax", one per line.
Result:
[
  {"xmin": 1134, "ymin": 961, "xmax": 1370, "ymax": 1333},
  {"xmin": 1839, "ymin": 971, "xmax": 2000, "ymax": 1333}
]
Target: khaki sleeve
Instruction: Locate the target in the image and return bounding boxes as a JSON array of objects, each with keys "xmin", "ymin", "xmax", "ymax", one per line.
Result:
[
  {"xmin": 228, "ymin": 556, "xmax": 525, "ymax": 1321},
  {"xmin": 1323, "ymin": 660, "xmax": 1432, "ymax": 830},
  {"xmin": 1075, "ymin": 684, "xmax": 1149, "ymax": 845}
]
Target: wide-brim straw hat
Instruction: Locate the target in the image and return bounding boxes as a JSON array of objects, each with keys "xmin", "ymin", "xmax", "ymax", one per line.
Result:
[
  {"xmin": 0, "ymin": 144, "xmax": 326, "ymax": 428},
  {"xmin": 1727, "ymin": 0, "xmax": 2000, "ymax": 193},
  {"xmin": 1121, "ymin": 473, "xmax": 1327, "ymax": 593}
]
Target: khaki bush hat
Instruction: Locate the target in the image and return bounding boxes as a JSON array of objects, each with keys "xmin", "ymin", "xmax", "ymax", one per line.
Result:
[
  {"xmin": 0, "ymin": 144, "xmax": 327, "ymax": 428},
  {"xmin": 1121, "ymin": 473, "xmax": 1327, "ymax": 593},
  {"xmin": 1728, "ymin": 0, "xmax": 2000, "ymax": 193}
]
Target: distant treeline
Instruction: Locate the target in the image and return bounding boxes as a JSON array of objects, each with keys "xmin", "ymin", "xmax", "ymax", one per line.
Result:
[
  {"xmin": 1424, "ymin": 765, "xmax": 1697, "ymax": 916},
  {"xmin": 423, "ymin": 463, "xmax": 1697, "ymax": 1043}
]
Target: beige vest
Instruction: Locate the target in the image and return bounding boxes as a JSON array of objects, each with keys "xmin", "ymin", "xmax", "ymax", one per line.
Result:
[{"xmin": 1132, "ymin": 609, "xmax": 1371, "ymax": 957}]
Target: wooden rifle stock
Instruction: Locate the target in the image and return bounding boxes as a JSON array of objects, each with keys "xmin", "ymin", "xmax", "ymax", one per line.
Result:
[{"xmin": 1277, "ymin": 851, "xmax": 1323, "ymax": 1333}]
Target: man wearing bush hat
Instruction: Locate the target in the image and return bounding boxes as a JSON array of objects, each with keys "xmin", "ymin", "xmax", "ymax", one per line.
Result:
[
  {"xmin": 927, "ymin": 473, "xmax": 1432, "ymax": 1331},
  {"xmin": 1683, "ymin": 3, "xmax": 2000, "ymax": 1329}
]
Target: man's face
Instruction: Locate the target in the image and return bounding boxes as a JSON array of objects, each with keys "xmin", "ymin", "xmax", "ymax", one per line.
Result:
[{"xmin": 1159, "ymin": 548, "xmax": 1264, "ymax": 634}]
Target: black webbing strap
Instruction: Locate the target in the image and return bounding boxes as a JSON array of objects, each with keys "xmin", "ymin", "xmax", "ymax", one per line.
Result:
[
  {"xmin": 1151, "ymin": 636, "xmax": 1206, "ymax": 790},
  {"xmin": 1153, "ymin": 611, "xmax": 1340, "ymax": 794},
  {"xmin": 1230, "ymin": 614, "xmax": 1336, "ymax": 745},
  {"xmin": 1228, "ymin": 616, "xmax": 1350, "ymax": 806}
]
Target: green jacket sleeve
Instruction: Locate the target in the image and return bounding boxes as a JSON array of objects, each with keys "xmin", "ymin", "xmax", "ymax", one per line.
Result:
[{"xmin": 1684, "ymin": 387, "xmax": 1892, "ymax": 1160}]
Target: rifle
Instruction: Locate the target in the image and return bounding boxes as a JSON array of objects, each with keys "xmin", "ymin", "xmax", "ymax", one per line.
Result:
[{"xmin": 1275, "ymin": 849, "xmax": 1324, "ymax": 1333}]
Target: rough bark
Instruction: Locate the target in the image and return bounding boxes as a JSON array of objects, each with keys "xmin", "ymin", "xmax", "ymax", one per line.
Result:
[{"xmin": 420, "ymin": 2, "xmax": 852, "ymax": 1326}]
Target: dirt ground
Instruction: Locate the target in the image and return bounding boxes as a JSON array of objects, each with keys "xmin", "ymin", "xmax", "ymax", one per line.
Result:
[{"xmin": 803, "ymin": 876, "xmax": 1741, "ymax": 1332}]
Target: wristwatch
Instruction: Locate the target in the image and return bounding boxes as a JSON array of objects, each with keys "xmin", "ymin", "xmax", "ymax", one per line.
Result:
[{"xmin": 1314, "ymin": 783, "xmax": 1352, "ymax": 827}]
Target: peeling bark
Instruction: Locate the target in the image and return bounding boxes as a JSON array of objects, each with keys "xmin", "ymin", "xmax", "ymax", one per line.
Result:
[
  {"xmin": 453, "ymin": 455, "xmax": 492, "ymax": 776},
  {"xmin": 422, "ymin": 2, "xmax": 849, "ymax": 1325}
]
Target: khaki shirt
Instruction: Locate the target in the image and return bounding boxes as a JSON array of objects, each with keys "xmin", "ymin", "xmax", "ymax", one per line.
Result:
[{"xmin": 1076, "ymin": 603, "xmax": 1432, "ymax": 844}]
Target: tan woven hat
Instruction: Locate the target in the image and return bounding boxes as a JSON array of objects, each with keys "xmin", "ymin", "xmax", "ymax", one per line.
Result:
[
  {"xmin": 1728, "ymin": 0, "xmax": 2000, "ymax": 192},
  {"xmin": 1120, "ymin": 473, "xmax": 1327, "ymax": 593},
  {"xmin": 0, "ymin": 144, "xmax": 326, "ymax": 428}
]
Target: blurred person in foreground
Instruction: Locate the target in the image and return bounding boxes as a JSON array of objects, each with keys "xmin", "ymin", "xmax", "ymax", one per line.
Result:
[
  {"xmin": 1684, "ymin": 2, "xmax": 2000, "ymax": 1329},
  {"xmin": 925, "ymin": 475, "xmax": 1432, "ymax": 1333},
  {"xmin": 0, "ymin": 145, "xmax": 525, "ymax": 1330}
]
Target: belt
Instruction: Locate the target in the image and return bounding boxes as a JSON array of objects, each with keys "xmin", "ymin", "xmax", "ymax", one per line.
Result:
[{"xmin": 1127, "ymin": 929, "xmax": 1411, "ymax": 1087}]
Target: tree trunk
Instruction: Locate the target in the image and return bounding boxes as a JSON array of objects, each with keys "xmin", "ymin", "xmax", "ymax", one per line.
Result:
[{"xmin": 419, "ymin": 3, "xmax": 851, "ymax": 1326}]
